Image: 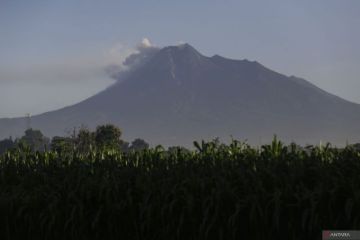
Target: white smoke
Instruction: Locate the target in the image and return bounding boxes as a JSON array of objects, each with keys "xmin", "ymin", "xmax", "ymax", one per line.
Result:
[
  {"xmin": 140, "ymin": 38, "xmax": 152, "ymax": 48},
  {"xmin": 105, "ymin": 38, "xmax": 160, "ymax": 81}
]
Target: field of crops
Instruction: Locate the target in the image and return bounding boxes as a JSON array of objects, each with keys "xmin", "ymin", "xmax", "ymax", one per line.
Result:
[{"xmin": 0, "ymin": 138, "xmax": 360, "ymax": 240}]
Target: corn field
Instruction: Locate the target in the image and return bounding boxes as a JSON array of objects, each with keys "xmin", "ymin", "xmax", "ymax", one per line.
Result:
[{"xmin": 0, "ymin": 138, "xmax": 360, "ymax": 240}]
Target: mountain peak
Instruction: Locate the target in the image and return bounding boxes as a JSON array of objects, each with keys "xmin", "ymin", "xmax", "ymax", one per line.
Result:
[
  {"xmin": 1, "ymin": 43, "xmax": 360, "ymax": 146},
  {"xmin": 174, "ymin": 42, "xmax": 195, "ymax": 50},
  {"xmin": 150, "ymin": 43, "xmax": 206, "ymax": 69},
  {"xmin": 161, "ymin": 43, "xmax": 200, "ymax": 56}
]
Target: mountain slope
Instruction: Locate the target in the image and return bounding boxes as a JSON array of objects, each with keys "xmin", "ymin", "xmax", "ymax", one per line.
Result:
[{"xmin": 1, "ymin": 43, "xmax": 360, "ymax": 146}]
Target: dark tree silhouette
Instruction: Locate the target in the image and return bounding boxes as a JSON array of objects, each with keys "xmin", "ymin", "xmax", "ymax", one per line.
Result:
[
  {"xmin": 19, "ymin": 129, "xmax": 49, "ymax": 152},
  {"xmin": 353, "ymin": 143, "xmax": 360, "ymax": 151},
  {"xmin": 51, "ymin": 136, "xmax": 73, "ymax": 153},
  {"xmin": 76, "ymin": 128, "xmax": 95, "ymax": 152},
  {"xmin": 130, "ymin": 138, "xmax": 149, "ymax": 151},
  {"xmin": 0, "ymin": 137, "xmax": 15, "ymax": 154},
  {"xmin": 95, "ymin": 124, "xmax": 123, "ymax": 149}
]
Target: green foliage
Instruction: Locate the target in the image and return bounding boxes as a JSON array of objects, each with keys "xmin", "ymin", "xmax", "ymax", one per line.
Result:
[
  {"xmin": 0, "ymin": 138, "xmax": 360, "ymax": 239},
  {"xmin": 0, "ymin": 137, "xmax": 15, "ymax": 154},
  {"xmin": 18, "ymin": 128, "xmax": 50, "ymax": 152},
  {"xmin": 76, "ymin": 128, "xmax": 95, "ymax": 152},
  {"xmin": 94, "ymin": 124, "xmax": 123, "ymax": 150},
  {"xmin": 51, "ymin": 136, "xmax": 74, "ymax": 153},
  {"xmin": 50, "ymin": 125, "xmax": 127, "ymax": 154},
  {"xmin": 129, "ymin": 138, "xmax": 149, "ymax": 151},
  {"xmin": 351, "ymin": 143, "xmax": 360, "ymax": 151}
]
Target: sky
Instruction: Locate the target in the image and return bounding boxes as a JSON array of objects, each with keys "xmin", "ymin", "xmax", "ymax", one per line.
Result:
[{"xmin": 0, "ymin": 0, "xmax": 359, "ymax": 118}]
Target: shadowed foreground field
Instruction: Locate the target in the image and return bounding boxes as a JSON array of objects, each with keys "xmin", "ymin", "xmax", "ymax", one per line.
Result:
[{"xmin": 0, "ymin": 139, "xmax": 360, "ymax": 240}]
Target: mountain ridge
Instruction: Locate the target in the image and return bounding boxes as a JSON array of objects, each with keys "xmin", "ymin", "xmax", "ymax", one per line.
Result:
[{"xmin": 1, "ymin": 43, "xmax": 359, "ymax": 146}]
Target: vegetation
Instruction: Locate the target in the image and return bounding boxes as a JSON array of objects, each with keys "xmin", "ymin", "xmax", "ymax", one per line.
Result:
[
  {"xmin": 0, "ymin": 137, "xmax": 15, "ymax": 154},
  {"xmin": 0, "ymin": 130, "xmax": 359, "ymax": 239},
  {"xmin": 129, "ymin": 138, "xmax": 150, "ymax": 151}
]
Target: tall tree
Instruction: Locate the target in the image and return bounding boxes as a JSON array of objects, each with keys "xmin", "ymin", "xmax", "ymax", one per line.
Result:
[
  {"xmin": 76, "ymin": 127, "xmax": 95, "ymax": 152},
  {"xmin": 19, "ymin": 129, "xmax": 49, "ymax": 152},
  {"xmin": 95, "ymin": 124, "xmax": 123, "ymax": 150}
]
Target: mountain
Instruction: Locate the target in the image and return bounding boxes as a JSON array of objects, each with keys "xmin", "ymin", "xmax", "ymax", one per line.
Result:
[{"xmin": 1, "ymin": 43, "xmax": 360, "ymax": 146}]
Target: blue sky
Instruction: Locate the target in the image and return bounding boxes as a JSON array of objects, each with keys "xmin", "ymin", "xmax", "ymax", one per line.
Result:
[{"xmin": 0, "ymin": 0, "xmax": 359, "ymax": 117}]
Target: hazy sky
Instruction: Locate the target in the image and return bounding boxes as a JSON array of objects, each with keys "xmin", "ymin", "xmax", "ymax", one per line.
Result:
[{"xmin": 0, "ymin": 0, "xmax": 359, "ymax": 118}]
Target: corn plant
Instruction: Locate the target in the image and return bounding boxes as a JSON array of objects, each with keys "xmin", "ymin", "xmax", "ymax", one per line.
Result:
[{"xmin": 0, "ymin": 138, "xmax": 359, "ymax": 240}]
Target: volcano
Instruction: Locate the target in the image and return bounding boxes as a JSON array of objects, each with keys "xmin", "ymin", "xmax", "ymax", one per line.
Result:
[{"xmin": 1, "ymin": 43, "xmax": 360, "ymax": 146}]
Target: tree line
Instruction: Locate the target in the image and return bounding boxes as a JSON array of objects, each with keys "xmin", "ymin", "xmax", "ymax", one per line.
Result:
[{"xmin": 0, "ymin": 124, "xmax": 149, "ymax": 154}]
